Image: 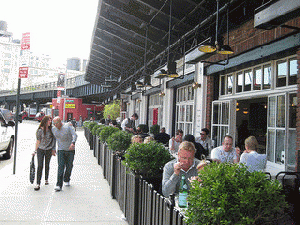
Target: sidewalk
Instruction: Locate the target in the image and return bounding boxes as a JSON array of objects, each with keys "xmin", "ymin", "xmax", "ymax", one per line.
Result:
[{"xmin": 0, "ymin": 130, "xmax": 128, "ymax": 225}]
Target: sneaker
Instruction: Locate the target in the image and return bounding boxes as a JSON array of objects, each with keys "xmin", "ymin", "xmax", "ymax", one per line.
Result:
[
  {"xmin": 34, "ymin": 185, "xmax": 40, "ymax": 191},
  {"xmin": 45, "ymin": 180, "xmax": 49, "ymax": 185},
  {"xmin": 54, "ymin": 186, "xmax": 62, "ymax": 192},
  {"xmin": 64, "ymin": 181, "xmax": 70, "ymax": 186}
]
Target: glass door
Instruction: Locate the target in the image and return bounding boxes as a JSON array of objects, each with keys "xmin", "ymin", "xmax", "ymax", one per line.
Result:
[
  {"xmin": 267, "ymin": 93, "xmax": 297, "ymax": 171},
  {"xmin": 267, "ymin": 94, "xmax": 286, "ymax": 167},
  {"xmin": 211, "ymin": 100, "xmax": 236, "ymax": 148}
]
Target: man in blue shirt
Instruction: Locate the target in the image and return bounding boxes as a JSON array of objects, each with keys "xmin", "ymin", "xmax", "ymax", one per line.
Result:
[{"xmin": 52, "ymin": 117, "xmax": 77, "ymax": 191}]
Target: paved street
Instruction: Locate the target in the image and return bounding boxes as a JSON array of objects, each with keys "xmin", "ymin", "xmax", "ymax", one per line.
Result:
[{"xmin": 0, "ymin": 121, "xmax": 127, "ymax": 225}]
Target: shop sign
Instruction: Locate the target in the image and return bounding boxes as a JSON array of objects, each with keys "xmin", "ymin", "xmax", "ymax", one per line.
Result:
[
  {"xmin": 66, "ymin": 99, "xmax": 74, "ymax": 103},
  {"xmin": 65, "ymin": 104, "xmax": 75, "ymax": 109}
]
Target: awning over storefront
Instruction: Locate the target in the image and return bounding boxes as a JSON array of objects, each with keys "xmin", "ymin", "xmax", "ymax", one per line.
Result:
[{"xmin": 85, "ymin": 0, "xmax": 269, "ymax": 100}]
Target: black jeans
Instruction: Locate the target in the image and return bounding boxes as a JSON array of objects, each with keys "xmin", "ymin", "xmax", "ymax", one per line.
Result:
[
  {"xmin": 56, "ymin": 150, "xmax": 75, "ymax": 188},
  {"xmin": 36, "ymin": 149, "xmax": 52, "ymax": 185}
]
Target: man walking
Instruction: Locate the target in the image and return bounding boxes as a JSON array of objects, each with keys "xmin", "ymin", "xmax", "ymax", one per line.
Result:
[{"xmin": 52, "ymin": 117, "xmax": 77, "ymax": 191}]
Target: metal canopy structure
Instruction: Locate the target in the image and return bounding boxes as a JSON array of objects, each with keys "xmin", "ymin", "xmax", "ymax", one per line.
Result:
[{"xmin": 85, "ymin": 0, "xmax": 267, "ymax": 100}]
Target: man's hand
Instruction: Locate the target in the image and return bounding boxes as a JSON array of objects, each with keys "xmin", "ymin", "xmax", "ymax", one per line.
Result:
[
  {"xmin": 235, "ymin": 147, "xmax": 241, "ymax": 155},
  {"xmin": 174, "ymin": 162, "xmax": 182, "ymax": 176},
  {"xmin": 52, "ymin": 149, "xmax": 56, "ymax": 156},
  {"xmin": 69, "ymin": 143, "xmax": 75, "ymax": 150}
]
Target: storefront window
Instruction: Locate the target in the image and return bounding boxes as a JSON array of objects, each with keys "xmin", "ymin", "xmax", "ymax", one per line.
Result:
[
  {"xmin": 227, "ymin": 75, "xmax": 233, "ymax": 94},
  {"xmin": 244, "ymin": 70, "xmax": 252, "ymax": 91},
  {"xmin": 276, "ymin": 60, "xmax": 287, "ymax": 87},
  {"xmin": 253, "ymin": 67, "xmax": 262, "ymax": 90},
  {"xmin": 263, "ymin": 65, "xmax": 271, "ymax": 89},
  {"xmin": 289, "ymin": 58, "xmax": 297, "ymax": 85},
  {"xmin": 148, "ymin": 93, "xmax": 163, "ymax": 127},
  {"xmin": 236, "ymin": 72, "xmax": 243, "ymax": 93},
  {"xmin": 176, "ymin": 85, "xmax": 194, "ymax": 135}
]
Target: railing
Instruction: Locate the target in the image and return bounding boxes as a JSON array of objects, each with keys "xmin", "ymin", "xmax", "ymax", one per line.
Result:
[
  {"xmin": 84, "ymin": 127, "xmax": 187, "ymax": 225},
  {"xmin": 0, "ymin": 77, "xmax": 77, "ymax": 96}
]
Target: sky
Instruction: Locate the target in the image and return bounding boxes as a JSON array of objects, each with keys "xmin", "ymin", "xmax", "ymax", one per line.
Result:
[{"xmin": 0, "ymin": 0, "xmax": 99, "ymax": 67}]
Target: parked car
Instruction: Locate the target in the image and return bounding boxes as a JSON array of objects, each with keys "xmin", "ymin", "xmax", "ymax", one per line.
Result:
[
  {"xmin": 0, "ymin": 109, "xmax": 15, "ymax": 159},
  {"xmin": 11, "ymin": 112, "xmax": 23, "ymax": 123},
  {"xmin": 35, "ymin": 112, "xmax": 45, "ymax": 122}
]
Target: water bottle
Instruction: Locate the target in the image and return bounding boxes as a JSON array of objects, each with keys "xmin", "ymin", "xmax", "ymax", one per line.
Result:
[{"xmin": 178, "ymin": 174, "xmax": 188, "ymax": 208}]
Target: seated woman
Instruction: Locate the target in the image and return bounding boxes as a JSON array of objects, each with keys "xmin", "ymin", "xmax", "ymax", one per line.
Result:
[
  {"xmin": 239, "ymin": 136, "xmax": 267, "ymax": 172},
  {"xmin": 144, "ymin": 136, "xmax": 155, "ymax": 144},
  {"xmin": 131, "ymin": 135, "xmax": 143, "ymax": 144}
]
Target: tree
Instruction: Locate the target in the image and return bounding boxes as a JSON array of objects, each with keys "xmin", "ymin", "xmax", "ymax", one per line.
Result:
[{"xmin": 103, "ymin": 100, "xmax": 121, "ymax": 120}]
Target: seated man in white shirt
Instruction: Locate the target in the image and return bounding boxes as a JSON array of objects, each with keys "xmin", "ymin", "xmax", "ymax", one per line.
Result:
[
  {"xmin": 168, "ymin": 129, "xmax": 183, "ymax": 158},
  {"xmin": 211, "ymin": 135, "xmax": 240, "ymax": 163},
  {"xmin": 239, "ymin": 136, "xmax": 267, "ymax": 172}
]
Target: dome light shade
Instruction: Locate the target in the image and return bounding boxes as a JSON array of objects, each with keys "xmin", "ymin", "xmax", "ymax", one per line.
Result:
[
  {"xmin": 198, "ymin": 44, "xmax": 217, "ymax": 53},
  {"xmin": 217, "ymin": 45, "xmax": 234, "ymax": 55}
]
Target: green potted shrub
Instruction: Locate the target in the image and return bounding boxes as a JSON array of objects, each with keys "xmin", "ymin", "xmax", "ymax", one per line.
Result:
[
  {"xmin": 150, "ymin": 124, "xmax": 160, "ymax": 136},
  {"xmin": 91, "ymin": 124, "xmax": 101, "ymax": 135},
  {"xmin": 137, "ymin": 124, "xmax": 149, "ymax": 133},
  {"xmin": 96, "ymin": 124, "xmax": 105, "ymax": 136},
  {"xmin": 99, "ymin": 126, "xmax": 120, "ymax": 143},
  {"xmin": 186, "ymin": 163, "xmax": 288, "ymax": 225},
  {"xmin": 123, "ymin": 142, "xmax": 173, "ymax": 190},
  {"xmin": 83, "ymin": 121, "xmax": 90, "ymax": 127},
  {"xmin": 106, "ymin": 130, "xmax": 133, "ymax": 156},
  {"xmin": 87, "ymin": 121, "xmax": 98, "ymax": 131}
]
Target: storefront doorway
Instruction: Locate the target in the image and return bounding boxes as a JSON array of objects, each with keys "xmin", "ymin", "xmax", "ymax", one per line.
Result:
[{"xmin": 236, "ymin": 98, "xmax": 267, "ymax": 153}]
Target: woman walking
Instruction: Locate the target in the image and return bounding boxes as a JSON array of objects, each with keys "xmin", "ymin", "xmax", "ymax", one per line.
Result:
[{"xmin": 32, "ymin": 116, "xmax": 56, "ymax": 191}]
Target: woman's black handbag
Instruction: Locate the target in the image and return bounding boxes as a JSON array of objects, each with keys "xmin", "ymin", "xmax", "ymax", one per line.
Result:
[{"xmin": 29, "ymin": 155, "xmax": 35, "ymax": 184}]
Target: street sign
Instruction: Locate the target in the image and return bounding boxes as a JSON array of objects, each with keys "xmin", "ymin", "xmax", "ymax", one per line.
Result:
[
  {"xmin": 21, "ymin": 32, "xmax": 30, "ymax": 50},
  {"xmin": 19, "ymin": 67, "xmax": 29, "ymax": 78}
]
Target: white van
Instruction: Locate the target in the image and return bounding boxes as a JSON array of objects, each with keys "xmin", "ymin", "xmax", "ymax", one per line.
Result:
[{"xmin": 0, "ymin": 109, "xmax": 15, "ymax": 159}]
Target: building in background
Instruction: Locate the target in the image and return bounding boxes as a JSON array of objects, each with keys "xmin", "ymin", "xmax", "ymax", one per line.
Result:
[{"xmin": 67, "ymin": 57, "xmax": 80, "ymax": 71}]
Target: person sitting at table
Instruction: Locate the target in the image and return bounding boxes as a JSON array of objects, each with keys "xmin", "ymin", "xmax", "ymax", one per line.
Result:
[
  {"xmin": 168, "ymin": 129, "xmax": 183, "ymax": 157},
  {"xmin": 131, "ymin": 135, "xmax": 143, "ymax": 144},
  {"xmin": 183, "ymin": 134, "xmax": 208, "ymax": 159},
  {"xmin": 239, "ymin": 136, "xmax": 267, "ymax": 172},
  {"xmin": 211, "ymin": 135, "xmax": 241, "ymax": 163},
  {"xmin": 162, "ymin": 141, "xmax": 201, "ymax": 197}
]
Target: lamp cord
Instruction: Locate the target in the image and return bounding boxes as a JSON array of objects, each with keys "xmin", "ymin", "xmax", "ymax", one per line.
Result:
[
  {"xmin": 167, "ymin": 0, "xmax": 172, "ymax": 67},
  {"xmin": 215, "ymin": 0, "xmax": 219, "ymax": 47}
]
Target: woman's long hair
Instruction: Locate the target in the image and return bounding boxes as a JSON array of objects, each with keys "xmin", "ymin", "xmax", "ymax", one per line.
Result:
[{"xmin": 37, "ymin": 116, "xmax": 53, "ymax": 136}]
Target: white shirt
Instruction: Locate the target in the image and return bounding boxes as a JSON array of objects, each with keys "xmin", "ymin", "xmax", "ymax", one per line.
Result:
[
  {"xmin": 240, "ymin": 151, "xmax": 267, "ymax": 172},
  {"xmin": 211, "ymin": 146, "xmax": 237, "ymax": 163},
  {"xmin": 168, "ymin": 138, "xmax": 180, "ymax": 158},
  {"xmin": 195, "ymin": 137, "xmax": 213, "ymax": 151}
]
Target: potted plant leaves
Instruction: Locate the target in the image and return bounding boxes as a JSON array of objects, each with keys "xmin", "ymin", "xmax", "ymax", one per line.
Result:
[
  {"xmin": 186, "ymin": 162, "xmax": 289, "ymax": 225},
  {"xmin": 123, "ymin": 141, "xmax": 173, "ymax": 191},
  {"xmin": 106, "ymin": 130, "xmax": 133, "ymax": 157}
]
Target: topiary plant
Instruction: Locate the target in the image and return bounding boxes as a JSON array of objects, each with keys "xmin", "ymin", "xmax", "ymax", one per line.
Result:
[
  {"xmin": 83, "ymin": 121, "xmax": 90, "ymax": 127},
  {"xmin": 96, "ymin": 125, "xmax": 105, "ymax": 136},
  {"xmin": 150, "ymin": 124, "xmax": 160, "ymax": 136},
  {"xmin": 106, "ymin": 130, "xmax": 133, "ymax": 154},
  {"xmin": 91, "ymin": 124, "xmax": 101, "ymax": 135},
  {"xmin": 123, "ymin": 142, "xmax": 173, "ymax": 178},
  {"xmin": 186, "ymin": 163, "xmax": 288, "ymax": 225},
  {"xmin": 87, "ymin": 121, "xmax": 98, "ymax": 131},
  {"xmin": 99, "ymin": 126, "xmax": 120, "ymax": 143},
  {"xmin": 137, "ymin": 124, "xmax": 149, "ymax": 133}
]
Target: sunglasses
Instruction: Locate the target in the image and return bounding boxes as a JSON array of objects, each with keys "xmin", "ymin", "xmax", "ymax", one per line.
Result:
[{"xmin": 200, "ymin": 133, "xmax": 205, "ymax": 135}]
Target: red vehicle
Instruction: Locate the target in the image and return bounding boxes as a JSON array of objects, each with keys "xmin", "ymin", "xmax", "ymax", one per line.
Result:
[
  {"xmin": 21, "ymin": 111, "xmax": 28, "ymax": 120},
  {"xmin": 35, "ymin": 112, "xmax": 45, "ymax": 122}
]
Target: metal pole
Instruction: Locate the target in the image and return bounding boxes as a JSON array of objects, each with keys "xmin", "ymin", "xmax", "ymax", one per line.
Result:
[
  {"xmin": 62, "ymin": 66, "xmax": 67, "ymax": 122},
  {"xmin": 13, "ymin": 77, "xmax": 21, "ymax": 174}
]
